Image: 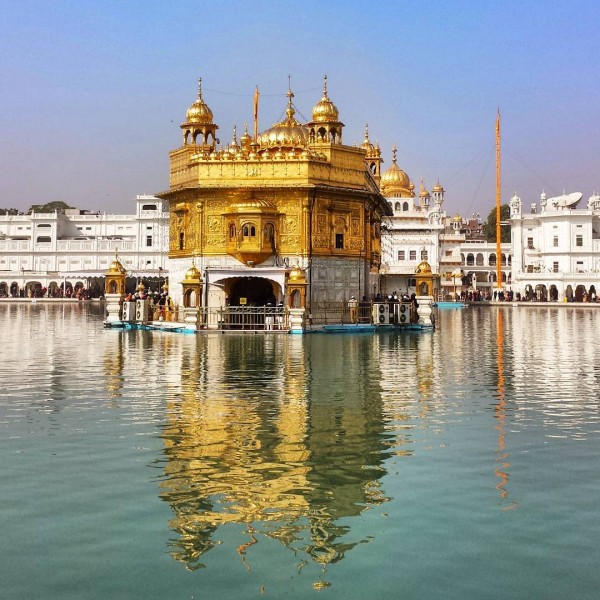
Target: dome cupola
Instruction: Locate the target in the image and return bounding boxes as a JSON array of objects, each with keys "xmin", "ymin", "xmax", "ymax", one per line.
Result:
[
  {"xmin": 311, "ymin": 75, "xmax": 340, "ymax": 123},
  {"xmin": 186, "ymin": 78, "xmax": 214, "ymax": 124}
]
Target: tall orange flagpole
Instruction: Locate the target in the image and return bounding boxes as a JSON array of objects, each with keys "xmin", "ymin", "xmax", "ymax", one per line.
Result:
[
  {"xmin": 496, "ymin": 109, "xmax": 502, "ymax": 289},
  {"xmin": 253, "ymin": 86, "xmax": 259, "ymax": 141}
]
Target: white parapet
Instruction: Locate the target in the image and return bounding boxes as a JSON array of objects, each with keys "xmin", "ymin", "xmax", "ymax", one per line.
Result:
[
  {"xmin": 105, "ymin": 293, "xmax": 124, "ymax": 323},
  {"xmin": 288, "ymin": 308, "xmax": 305, "ymax": 334}
]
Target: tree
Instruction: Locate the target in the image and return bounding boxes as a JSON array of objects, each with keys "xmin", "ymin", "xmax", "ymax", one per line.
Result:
[
  {"xmin": 28, "ymin": 200, "xmax": 73, "ymax": 214},
  {"xmin": 482, "ymin": 203, "xmax": 511, "ymax": 243}
]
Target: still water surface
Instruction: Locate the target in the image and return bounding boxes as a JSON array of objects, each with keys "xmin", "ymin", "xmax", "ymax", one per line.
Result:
[{"xmin": 1, "ymin": 303, "xmax": 599, "ymax": 599}]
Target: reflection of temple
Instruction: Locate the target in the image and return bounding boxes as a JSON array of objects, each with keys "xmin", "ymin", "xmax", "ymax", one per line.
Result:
[{"xmin": 154, "ymin": 334, "xmax": 392, "ymax": 572}]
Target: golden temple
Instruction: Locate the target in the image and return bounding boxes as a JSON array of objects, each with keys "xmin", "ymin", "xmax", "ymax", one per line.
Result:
[{"xmin": 158, "ymin": 77, "xmax": 393, "ymax": 312}]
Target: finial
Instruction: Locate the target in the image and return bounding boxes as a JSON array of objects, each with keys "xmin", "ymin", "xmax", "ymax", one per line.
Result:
[
  {"xmin": 198, "ymin": 77, "xmax": 203, "ymax": 100},
  {"xmin": 244, "ymin": 122, "xmax": 249, "ymax": 134},
  {"xmin": 420, "ymin": 178, "xmax": 425, "ymax": 193},
  {"xmin": 232, "ymin": 124, "xmax": 238, "ymax": 144},
  {"xmin": 323, "ymin": 74, "xmax": 328, "ymax": 96},
  {"xmin": 364, "ymin": 123, "xmax": 369, "ymax": 140},
  {"xmin": 392, "ymin": 144, "xmax": 397, "ymax": 164}
]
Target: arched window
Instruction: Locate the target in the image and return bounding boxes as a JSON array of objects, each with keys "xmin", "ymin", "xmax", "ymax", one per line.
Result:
[
  {"xmin": 264, "ymin": 223, "xmax": 274, "ymax": 242},
  {"xmin": 36, "ymin": 236, "xmax": 51, "ymax": 243},
  {"xmin": 395, "ymin": 202, "xmax": 401, "ymax": 212},
  {"xmin": 229, "ymin": 223, "xmax": 236, "ymax": 239},
  {"xmin": 501, "ymin": 253, "xmax": 507, "ymax": 265},
  {"xmin": 476, "ymin": 253, "xmax": 484, "ymax": 266},
  {"xmin": 403, "ymin": 202, "xmax": 409, "ymax": 211},
  {"xmin": 489, "ymin": 253, "xmax": 497, "ymax": 266},
  {"xmin": 242, "ymin": 223, "xmax": 256, "ymax": 238},
  {"xmin": 466, "ymin": 253, "xmax": 474, "ymax": 266}
]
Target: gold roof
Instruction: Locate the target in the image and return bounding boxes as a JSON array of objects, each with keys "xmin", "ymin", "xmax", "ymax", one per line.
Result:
[
  {"xmin": 415, "ymin": 260, "xmax": 432, "ymax": 274},
  {"xmin": 240, "ymin": 123, "xmax": 252, "ymax": 147},
  {"xmin": 311, "ymin": 75, "xmax": 340, "ymax": 123},
  {"xmin": 186, "ymin": 78, "xmax": 214, "ymax": 125},
  {"xmin": 419, "ymin": 178, "xmax": 429, "ymax": 198},
  {"xmin": 106, "ymin": 256, "xmax": 126, "ymax": 276},
  {"xmin": 228, "ymin": 194, "xmax": 277, "ymax": 213},
  {"xmin": 380, "ymin": 145, "xmax": 412, "ymax": 197},
  {"xmin": 257, "ymin": 88, "xmax": 309, "ymax": 149}
]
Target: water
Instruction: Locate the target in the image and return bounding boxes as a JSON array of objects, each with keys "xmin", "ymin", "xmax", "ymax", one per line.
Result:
[{"xmin": 1, "ymin": 303, "xmax": 599, "ymax": 599}]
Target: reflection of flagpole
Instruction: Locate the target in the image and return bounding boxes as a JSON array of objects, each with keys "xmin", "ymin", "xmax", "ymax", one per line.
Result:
[
  {"xmin": 253, "ymin": 86, "xmax": 259, "ymax": 141},
  {"xmin": 494, "ymin": 310, "xmax": 516, "ymax": 508},
  {"xmin": 495, "ymin": 110, "xmax": 502, "ymax": 289}
]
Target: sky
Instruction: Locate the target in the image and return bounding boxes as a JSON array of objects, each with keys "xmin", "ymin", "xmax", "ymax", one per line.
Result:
[{"xmin": 1, "ymin": 0, "xmax": 598, "ymax": 218}]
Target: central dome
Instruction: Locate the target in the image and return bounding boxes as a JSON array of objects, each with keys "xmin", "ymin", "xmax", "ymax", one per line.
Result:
[{"xmin": 257, "ymin": 89, "xmax": 309, "ymax": 149}]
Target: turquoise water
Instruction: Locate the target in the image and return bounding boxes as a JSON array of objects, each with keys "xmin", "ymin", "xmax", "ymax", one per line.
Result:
[{"xmin": 1, "ymin": 303, "xmax": 599, "ymax": 599}]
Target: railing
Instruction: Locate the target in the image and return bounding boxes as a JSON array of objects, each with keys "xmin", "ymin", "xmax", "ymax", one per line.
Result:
[
  {"xmin": 199, "ymin": 306, "xmax": 289, "ymax": 331},
  {"xmin": 309, "ymin": 302, "xmax": 374, "ymax": 325}
]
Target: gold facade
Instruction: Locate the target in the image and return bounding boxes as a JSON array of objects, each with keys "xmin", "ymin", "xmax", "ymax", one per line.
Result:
[{"xmin": 159, "ymin": 78, "xmax": 391, "ymax": 304}]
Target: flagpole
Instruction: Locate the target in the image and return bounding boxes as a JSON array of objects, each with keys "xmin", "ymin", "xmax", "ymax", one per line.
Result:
[{"xmin": 253, "ymin": 86, "xmax": 259, "ymax": 141}]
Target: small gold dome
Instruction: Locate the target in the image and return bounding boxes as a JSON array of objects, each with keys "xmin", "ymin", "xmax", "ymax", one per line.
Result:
[
  {"xmin": 287, "ymin": 265, "xmax": 306, "ymax": 283},
  {"xmin": 106, "ymin": 257, "xmax": 126, "ymax": 275},
  {"xmin": 183, "ymin": 264, "xmax": 202, "ymax": 282},
  {"xmin": 360, "ymin": 123, "xmax": 375, "ymax": 154},
  {"xmin": 415, "ymin": 260, "xmax": 432, "ymax": 274},
  {"xmin": 311, "ymin": 75, "xmax": 340, "ymax": 123},
  {"xmin": 419, "ymin": 179, "xmax": 430, "ymax": 198},
  {"xmin": 432, "ymin": 180, "xmax": 444, "ymax": 193},
  {"xmin": 240, "ymin": 123, "xmax": 252, "ymax": 147},
  {"xmin": 380, "ymin": 145, "xmax": 413, "ymax": 197},
  {"xmin": 228, "ymin": 194, "xmax": 277, "ymax": 213},
  {"xmin": 452, "ymin": 213, "xmax": 462, "ymax": 222},
  {"xmin": 186, "ymin": 78, "xmax": 214, "ymax": 124}
]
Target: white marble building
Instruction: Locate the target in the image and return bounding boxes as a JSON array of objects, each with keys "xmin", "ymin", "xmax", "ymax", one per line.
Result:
[
  {"xmin": 0, "ymin": 195, "xmax": 169, "ymax": 298},
  {"xmin": 509, "ymin": 191, "xmax": 600, "ymax": 301}
]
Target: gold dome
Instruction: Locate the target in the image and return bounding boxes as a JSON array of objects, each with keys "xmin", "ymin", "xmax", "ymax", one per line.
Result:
[
  {"xmin": 415, "ymin": 260, "xmax": 432, "ymax": 274},
  {"xmin": 380, "ymin": 145, "xmax": 412, "ymax": 197},
  {"xmin": 287, "ymin": 265, "xmax": 307, "ymax": 283},
  {"xmin": 183, "ymin": 264, "xmax": 202, "ymax": 282},
  {"xmin": 186, "ymin": 78, "xmax": 214, "ymax": 125},
  {"xmin": 432, "ymin": 179, "xmax": 444, "ymax": 193},
  {"xmin": 106, "ymin": 256, "xmax": 126, "ymax": 276},
  {"xmin": 360, "ymin": 123, "xmax": 375, "ymax": 154},
  {"xmin": 311, "ymin": 75, "xmax": 340, "ymax": 123},
  {"xmin": 258, "ymin": 89, "xmax": 309, "ymax": 149},
  {"xmin": 419, "ymin": 179, "xmax": 430, "ymax": 198},
  {"xmin": 240, "ymin": 123, "xmax": 252, "ymax": 147}
]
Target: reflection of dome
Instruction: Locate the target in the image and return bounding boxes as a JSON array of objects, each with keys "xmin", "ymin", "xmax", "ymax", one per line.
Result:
[
  {"xmin": 415, "ymin": 260, "xmax": 432, "ymax": 274},
  {"xmin": 186, "ymin": 78, "xmax": 214, "ymax": 124},
  {"xmin": 312, "ymin": 75, "xmax": 339, "ymax": 123},
  {"xmin": 258, "ymin": 89, "xmax": 309, "ymax": 149},
  {"xmin": 380, "ymin": 145, "xmax": 412, "ymax": 197}
]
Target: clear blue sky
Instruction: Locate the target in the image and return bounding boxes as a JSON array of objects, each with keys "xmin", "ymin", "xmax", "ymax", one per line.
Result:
[{"xmin": 1, "ymin": 0, "xmax": 598, "ymax": 217}]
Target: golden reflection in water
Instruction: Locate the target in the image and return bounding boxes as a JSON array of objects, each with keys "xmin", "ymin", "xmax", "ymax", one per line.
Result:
[{"xmin": 156, "ymin": 334, "xmax": 391, "ymax": 573}]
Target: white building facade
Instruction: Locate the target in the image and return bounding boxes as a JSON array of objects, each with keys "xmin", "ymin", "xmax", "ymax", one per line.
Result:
[
  {"xmin": 0, "ymin": 195, "xmax": 169, "ymax": 298},
  {"xmin": 509, "ymin": 191, "xmax": 600, "ymax": 301}
]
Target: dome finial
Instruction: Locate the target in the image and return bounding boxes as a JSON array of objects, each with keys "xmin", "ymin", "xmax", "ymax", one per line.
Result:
[
  {"xmin": 198, "ymin": 77, "xmax": 203, "ymax": 100},
  {"xmin": 392, "ymin": 144, "xmax": 397, "ymax": 164},
  {"xmin": 285, "ymin": 76, "xmax": 295, "ymax": 119},
  {"xmin": 364, "ymin": 123, "xmax": 369, "ymax": 141},
  {"xmin": 323, "ymin": 74, "xmax": 328, "ymax": 96}
]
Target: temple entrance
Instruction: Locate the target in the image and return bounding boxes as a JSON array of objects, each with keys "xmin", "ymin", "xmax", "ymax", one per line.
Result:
[{"xmin": 228, "ymin": 277, "xmax": 277, "ymax": 306}]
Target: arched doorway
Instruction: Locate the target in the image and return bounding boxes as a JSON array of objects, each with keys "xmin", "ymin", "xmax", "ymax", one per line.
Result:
[
  {"xmin": 575, "ymin": 285, "xmax": 586, "ymax": 302},
  {"xmin": 535, "ymin": 284, "xmax": 547, "ymax": 301},
  {"xmin": 228, "ymin": 277, "xmax": 277, "ymax": 306},
  {"xmin": 549, "ymin": 285, "xmax": 558, "ymax": 301}
]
